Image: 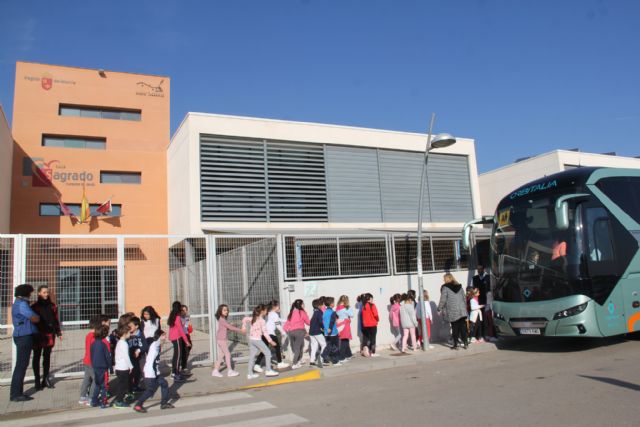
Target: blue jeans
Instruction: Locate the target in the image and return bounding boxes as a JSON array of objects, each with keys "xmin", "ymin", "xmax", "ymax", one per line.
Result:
[
  {"xmin": 91, "ymin": 368, "xmax": 108, "ymax": 406},
  {"xmin": 10, "ymin": 335, "xmax": 33, "ymax": 399},
  {"xmin": 137, "ymin": 376, "xmax": 169, "ymax": 405}
]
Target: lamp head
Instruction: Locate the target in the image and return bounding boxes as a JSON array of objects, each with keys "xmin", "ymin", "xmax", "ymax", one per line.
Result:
[{"xmin": 429, "ymin": 133, "xmax": 456, "ymax": 150}]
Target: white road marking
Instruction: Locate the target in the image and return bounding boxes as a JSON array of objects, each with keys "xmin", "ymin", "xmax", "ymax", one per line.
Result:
[
  {"xmin": 84, "ymin": 401, "xmax": 275, "ymax": 427},
  {"xmin": 8, "ymin": 392, "xmax": 253, "ymax": 427},
  {"xmin": 211, "ymin": 413, "xmax": 309, "ymax": 427}
]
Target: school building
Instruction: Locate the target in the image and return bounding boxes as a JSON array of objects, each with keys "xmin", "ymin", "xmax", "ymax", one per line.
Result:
[
  {"xmin": 479, "ymin": 149, "xmax": 640, "ymax": 216},
  {"xmin": 7, "ymin": 61, "xmax": 171, "ymax": 322}
]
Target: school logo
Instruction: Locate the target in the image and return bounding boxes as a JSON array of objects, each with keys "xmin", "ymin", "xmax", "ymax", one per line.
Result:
[
  {"xmin": 136, "ymin": 79, "xmax": 165, "ymax": 97},
  {"xmin": 22, "ymin": 157, "xmax": 94, "ymax": 187},
  {"xmin": 41, "ymin": 73, "xmax": 53, "ymax": 91}
]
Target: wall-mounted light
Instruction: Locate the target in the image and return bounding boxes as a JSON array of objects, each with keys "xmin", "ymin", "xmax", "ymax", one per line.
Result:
[{"xmin": 98, "ymin": 69, "xmax": 106, "ymax": 77}]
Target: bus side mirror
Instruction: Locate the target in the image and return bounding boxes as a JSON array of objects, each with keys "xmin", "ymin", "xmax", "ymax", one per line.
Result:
[
  {"xmin": 556, "ymin": 201, "xmax": 570, "ymax": 230},
  {"xmin": 555, "ymin": 193, "xmax": 590, "ymax": 230},
  {"xmin": 462, "ymin": 216, "xmax": 494, "ymax": 250}
]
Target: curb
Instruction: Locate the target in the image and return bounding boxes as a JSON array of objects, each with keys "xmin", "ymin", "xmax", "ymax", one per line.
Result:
[{"xmin": 238, "ymin": 370, "xmax": 321, "ymax": 390}]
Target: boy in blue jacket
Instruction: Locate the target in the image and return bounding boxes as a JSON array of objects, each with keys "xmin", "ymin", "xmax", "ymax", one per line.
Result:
[
  {"xmin": 90, "ymin": 324, "xmax": 112, "ymax": 408},
  {"xmin": 321, "ymin": 297, "xmax": 341, "ymax": 365},
  {"xmin": 309, "ymin": 299, "xmax": 325, "ymax": 368}
]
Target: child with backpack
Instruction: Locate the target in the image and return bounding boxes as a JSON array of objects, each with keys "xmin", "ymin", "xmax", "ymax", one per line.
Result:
[
  {"xmin": 336, "ymin": 295, "xmax": 354, "ymax": 360},
  {"xmin": 321, "ymin": 297, "xmax": 341, "ymax": 365}
]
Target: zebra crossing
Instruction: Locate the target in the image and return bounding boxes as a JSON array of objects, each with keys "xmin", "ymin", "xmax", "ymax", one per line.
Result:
[{"xmin": 8, "ymin": 391, "xmax": 308, "ymax": 427}]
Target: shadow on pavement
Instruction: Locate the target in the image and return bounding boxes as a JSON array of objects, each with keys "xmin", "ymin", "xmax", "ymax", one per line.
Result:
[
  {"xmin": 494, "ymin": 335, "xmax": 627, "ymax": 353},
  {"xmin": 578, "ymin": 375, "xmax": 640, "ymax": 392}
]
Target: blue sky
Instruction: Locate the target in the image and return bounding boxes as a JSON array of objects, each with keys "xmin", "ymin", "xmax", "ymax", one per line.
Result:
[{"xmin": 1, "ymin": 0, "xmax": 639, "ymax": 172}]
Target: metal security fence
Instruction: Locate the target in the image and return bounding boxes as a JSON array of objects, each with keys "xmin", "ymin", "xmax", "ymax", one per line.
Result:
[{"xmin": 0, "ymin": 231, "xmax": 479, "ymax": 382}]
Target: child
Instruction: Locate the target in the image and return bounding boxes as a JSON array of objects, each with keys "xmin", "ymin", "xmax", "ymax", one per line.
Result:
[
  {"xmin": 416, "ymin": 290, "xmax": 436, "ymax": 349},
  {"xmin": 321, "ymin": 297, "xmax": 341, "ymax": 365},
  {"xmin": 79, "ymin": 315, "xmax": 109, "ymax": 405},
  {"xmin": 212, "ymin": 304, "xmax": 245, "ymax": 377},
  {"xmin": 127, "ymin": 316, "xmax": 144, "ymax": 393},
  {"xmin": 110, "ymin": 313, "xmax": 134, "ymax": 372},
  {"xmin": 246, "ymin": 305, "xmax": 279, "ymax": 379},
  {"xmin": 168, "ymin": 301, "xmax": 190, "ymax": 381},
  {"xmin": 360, "ymin": 293, "xmax": 379, "ymax": 357},
  {"xmin": 469, "ymin": 288, "xmax": 485, "ymax": 343},
  {"xmin": 285, "ymin": 299, "xmax": 310, "ymax": 369},
  {"xmin": 389, "ymin": 294, "xmax": 402, "ymax": 351},
  {"xmin": 133, "ymin": 329, "xmax": 174, "ymax": 413},
  {"xmin": 181, "ymin": 305, "xmax": 192, "ymax": 374},
  {"xmin": 113, "ymin": 325, "xmax": 133, "ymax": 409},
  {"xmin": 336, "ymin": 295, "xmax": 355, "ymax": 360},
  {"xmin": 400, "ymin": 293, "xmax": 418, "ymax": 352},
  {"xmin": 90, "ymin": 324, "xmax": 111, "ymax": 409},
  {"xmin": 308, "ymin": 299, "xmax": 326, "ymax": 368},
  {"xmin": 141, "ymin": 306, "xmax": 160, "ymax": 351},
  {"xmin": 256, "ymin": 300, "xmax": 288, "ymax": 370}
]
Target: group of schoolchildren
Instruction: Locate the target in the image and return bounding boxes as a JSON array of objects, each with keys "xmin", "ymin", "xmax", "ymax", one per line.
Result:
[
  {"xmin": 389, "ymin": 289, "xmax": 436, "ymax": 353},
  {"xmin": 80, "ymin": 302, "xmax": 194, "ymax": 413},
  {"xmin": 212, "ymin": 293, "xmax": 381, "ymax": 380}
]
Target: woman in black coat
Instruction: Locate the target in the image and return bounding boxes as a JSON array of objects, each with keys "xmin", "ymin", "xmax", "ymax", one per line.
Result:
[{"xmin": 31, "ymin": 285, "xmax": 62, "ymax": 389}]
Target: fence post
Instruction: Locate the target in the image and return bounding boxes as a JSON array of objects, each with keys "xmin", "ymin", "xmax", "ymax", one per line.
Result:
[
  {"xmin": 205, "ymin": 235, "xmax": 218, "ymax": 364},
  {"xmin": 275, "ymin": 235, "xmax": 289, "ymax": 318},
  {"xmin": 116, "ymin": 236, "xmax": 125, "ymax": 315},
  {"xmin": 11, "ymin": 235, "xmax": 25, "ymax": 372}
]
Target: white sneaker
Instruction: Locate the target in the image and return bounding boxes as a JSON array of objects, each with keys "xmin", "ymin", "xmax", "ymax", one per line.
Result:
[
  {"xmin": 227, "ymin": 370, "xmax": 239, "ymax": 377},
  {"xmin": 276, "ymin": 362, "xmax": 289, "ymax": 369},
  {"xmin": 265, "ymin": 370, "xmax": 279, "ymax": 377},
  {"xmin": 211, "ymin": 370, "xmax": 223, "ymax": 377},
  {"xmin": 291, "ymin": 363, "xmax": 301, "ymax": 370},
  {"xmin": 428, "ymin": 345, "xmax": 435, "ymax": 349},
  {"xmin": 247, "ymin": 373, "xmax": 259, "ymax": 380},
  {"xmin": 253, "ymin": 365, "xmax": 264, "ymax": 373},
  {"xmin": 371, "ymin": 353, "xmax": 380, "ymax": 357}
]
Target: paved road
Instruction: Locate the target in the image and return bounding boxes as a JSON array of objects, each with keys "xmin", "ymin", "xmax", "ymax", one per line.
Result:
[{"xmin": 8, "ymin": 336, "xmax": 640, "ymax": 426}]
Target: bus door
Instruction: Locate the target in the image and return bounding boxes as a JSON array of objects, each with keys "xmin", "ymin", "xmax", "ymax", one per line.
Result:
[{"xmin": 581, "ymin": 204, "xmax": 628, "ymax": 336}]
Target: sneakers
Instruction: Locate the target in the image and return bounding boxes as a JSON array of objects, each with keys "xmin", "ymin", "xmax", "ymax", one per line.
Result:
[
  {"xmin": 211, "ymin": 370, "xmax": 223, "ymax": 378},
  {"xmin": 91, "ymin": 402, "xmax": 109, "ymax": 409},
  {"xmin": 253, "ymin": 365, "xmax": 264, "ymax": 373},
  {"xmin": 161, "ymin": 402, "xmax": 175, "ymax": 410},
  {"xmin": 389, "ymin": 344, "xmax": 398, "ymax": 351},
  {"xmin": 113, "ymin": 401, "xmax": 129, "ymax": 409},
  {"xmin": 428, "ymin": 345, "xmax": 435, "ymax": 349},
  {"xmin": 276, "ymin": 362, "xmax": 289, "ymax": 369},
  {"xmin": 470, "ymin": 337, "xmax": 477, "ymax": 343},
  {"xmin": 133, "ymin": 404, "xmax": 147, "ymax": 413},
  {"xmin": 291, "ymin": 363, "xmax": 301, "ymax": 370},
  {"xmin": 172, "ymin": 374, "xmax": 186, "ymax": 382},
  {"xmin": 247, "ymin": 373, "xmax": 260, "ymax": 380},
  {"xmin": 361, "ymin": 346, "xmax": 370, "ymax": 357},
  {"xmin": 79, "ymin": 397, "xmax": 89, "ymax": 405},
  {"xmin": 371, "ymin": 353, "xmax": 380, "ymax": 358},
  {"xmin": 478, "ymin": 338, "xmax": 485, "ymax": 343},
  {"xmin": 265, "ymin": 370, "xmax": 279, "ymax": 377},
  {"xmin": 227, "ymin": 370, "xmax": 239, "ymax": 377}
]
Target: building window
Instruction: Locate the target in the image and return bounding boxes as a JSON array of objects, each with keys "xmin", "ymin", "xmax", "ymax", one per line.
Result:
[
  {"xmin": 392, "ymin": 235, "xmax": 466, "ymax": 274},
  {"xmin": 42, "ymin": 135, "xmax": 106, "ymax": 150},
  {"xmin": 59, "ymin": 104, "xmax": 141, "ymax": 121},
  {"xmin": 100, "ymin": 171, "xmax": 142, "ymax": 184},
  {"xmin": 40, "ymin": 203, "xmax": 122, "ymax": 217},
  {"xmin": 284, "ymin": 235, "xmax": 389, "ymax": 280}
]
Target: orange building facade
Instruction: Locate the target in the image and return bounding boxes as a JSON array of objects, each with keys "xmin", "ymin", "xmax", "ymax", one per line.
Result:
[{"xmin": 9, "ymin": 62, "xmax": 172, "ymax": 320}]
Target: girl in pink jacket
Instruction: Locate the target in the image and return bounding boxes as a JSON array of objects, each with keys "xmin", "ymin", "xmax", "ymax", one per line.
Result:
[
  {"xmin": 212, "ymin": 304, "xmax": 245, "ymax": 378},
  {"xmin": 168, "ymin": 301, "xmax": 191, "ymax": 381},
  {"xmin": 389, "ymin": 294, "xmax": 401, "ymax": 351},
  {"xmin": 246, "ymin": 305, "xmax": 279, "ymax": 379}
]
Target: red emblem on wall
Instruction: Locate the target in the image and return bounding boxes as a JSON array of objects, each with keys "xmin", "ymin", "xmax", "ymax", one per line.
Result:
[{"xmin": 41, "ymin": 77, "xmax": 53, "ymax": 90}]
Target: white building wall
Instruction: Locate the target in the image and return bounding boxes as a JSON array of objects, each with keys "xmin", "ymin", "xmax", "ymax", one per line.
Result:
[
  {"xmin": 0, "ymin": 105, "xmax": 12, "ymax": 233},
  {"xmin": 479, "ymin": 150, "xmax": 640, "ymax": 216},
  {"xmin": 168, "ymin": 112, "xmax": 481, "ymax": 235},
  {"xmin": 284, "ymin": 269, "xmax": 471, "ymax": 347}
]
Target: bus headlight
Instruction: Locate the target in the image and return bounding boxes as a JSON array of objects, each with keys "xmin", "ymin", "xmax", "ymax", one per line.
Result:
[{"xmin": 553, "ymin": 302, "xmax": 588, "ymax": 320}]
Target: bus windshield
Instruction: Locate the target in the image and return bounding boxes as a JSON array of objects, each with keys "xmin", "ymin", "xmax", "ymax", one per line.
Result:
[{"xmin": 492, "ymin": 194, "xmax": 589, "ymax": 302}]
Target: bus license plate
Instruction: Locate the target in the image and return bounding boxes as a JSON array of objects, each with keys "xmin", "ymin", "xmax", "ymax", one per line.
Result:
[{"xmin": 520, "ymin": 328, "xmax": 541, "ymax": 335}]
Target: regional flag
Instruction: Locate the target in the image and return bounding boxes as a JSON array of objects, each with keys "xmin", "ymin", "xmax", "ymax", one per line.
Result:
[
  {"xmin": 57, "ymin": 196, "xmax": 74, "ymax": 217},
  {"xmin": 96, "ymin": 197, "xmax": 113, "ymax": 216},
  {"xmin": 80, "ymin": 184, "xmax": 91, "ymax": 224}
]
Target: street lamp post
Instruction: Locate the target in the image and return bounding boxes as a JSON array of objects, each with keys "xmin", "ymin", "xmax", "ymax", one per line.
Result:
[{"xmin": 416, "ymin": 113, "xmax": 456, "ymax": 350}]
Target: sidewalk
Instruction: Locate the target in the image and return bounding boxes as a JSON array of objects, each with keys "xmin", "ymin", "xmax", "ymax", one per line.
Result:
[{"xmin": 0, "ymin": 341, "xmax": 497, "ymax": 418}]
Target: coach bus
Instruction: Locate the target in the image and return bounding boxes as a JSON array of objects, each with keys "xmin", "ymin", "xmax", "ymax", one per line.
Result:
[{"xmin": 463, "ymin": 167, "xmax": 640, "ymax": 337}]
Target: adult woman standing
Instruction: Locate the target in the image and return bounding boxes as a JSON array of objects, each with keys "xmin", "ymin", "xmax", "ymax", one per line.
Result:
[
  {"xmin": 31, "ymin": 285, "xmax": 62, "ymax": 389},
  {"xmin": 285, "ymin": 299, "xmax": 309, "ymax": 369},
  {"xmin": 10, "ymin": 284, "xmax": 39, "ymax": 402},
  {"xmin": 437, "ymin": 273, "xmax": 468, "ymax": 350}
]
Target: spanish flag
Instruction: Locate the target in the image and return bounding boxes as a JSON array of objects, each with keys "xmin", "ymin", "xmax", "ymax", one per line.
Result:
[{"xmin": 80, "ymin": 182, "xmax": 91, "ymax": 224}]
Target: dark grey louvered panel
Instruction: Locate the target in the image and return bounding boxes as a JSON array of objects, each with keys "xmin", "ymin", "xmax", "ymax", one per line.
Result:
[
  {"xmin": 200, "ymin": 135, "xmax": 268, "ymax": 221},
  {"xmin": 378, "ymin": 150, "xmax": 474, "ymax": 223},
  {"xmin": 426, "ymin": 153, "xmax": 474, "ymax": 222},
  {"xmin": 325, "ymin": 145, "xmax": 383, "ymax": 222},
  {"xmin": 267, "ymin": 142, "xmax": 328, "ymax": 221}
]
